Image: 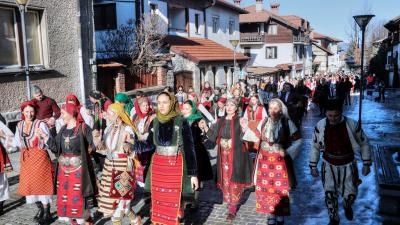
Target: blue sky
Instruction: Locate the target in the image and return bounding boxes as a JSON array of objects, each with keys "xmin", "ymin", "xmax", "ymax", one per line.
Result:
[{"xmin": 240, "ymin": 0, "xmax": 399, "ymax": 42}]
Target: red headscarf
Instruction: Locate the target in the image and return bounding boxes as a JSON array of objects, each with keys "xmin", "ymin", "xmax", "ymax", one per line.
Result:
[
  {"xmin": 134, "ymin": 97, "xmax": 153, "ymax": 119},
  {"xmin": 62, "ymin": 103, "xmax": 83, "ymax": 132},
  {"xmin": 20, "ymin": 101, "xmax": 37, "ymax": 120},
  {"xmin": 65, "ymin": 94, "xmax": 81, "ymax": 108}
]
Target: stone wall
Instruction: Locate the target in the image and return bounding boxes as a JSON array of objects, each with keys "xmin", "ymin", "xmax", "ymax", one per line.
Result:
[{"xmin": 0, "ymin": 0, "xmax": 95, "ymax": 122}]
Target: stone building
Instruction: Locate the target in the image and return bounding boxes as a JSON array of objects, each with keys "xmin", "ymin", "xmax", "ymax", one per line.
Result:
[{"xmin": 0, "ymin": 0, "xmax": 96, "ymax": 123}]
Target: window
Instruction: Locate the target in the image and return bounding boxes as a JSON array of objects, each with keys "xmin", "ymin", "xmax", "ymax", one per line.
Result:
[
  {"xmin": 0, "ymin": 7, "xmax": 45, "ymax": 68},
  {"xmin": 244, "ymin": 47, "xmax": 251, "ymax": 57},
  {"xmin": 150, "ymin": 3, "xmax": 158, "ymax": 14},
  {"xmin": 229, "ymin": 20, "xmax": 235, "ymax": 35},
  {"xmin": 0, "ymin": 8, "xmax": 18, "ymax": 67},
  {"xmin": 195, "ymin": 13, "xmax": 200, "ymax": 33},
  {"xmin": 94, "ymin": 3, "xmax": 117, "ymax": 30},
  {"xmin": 266, "ymin": 46, "xmax": 277, "ymax": 59},
  {"xmin": 267, "ymin": 24, "xmax": 277, "ymax": 35},
  {"xmin": 212, "ymin": 16, "xmax": 219, "ymax": 33}
]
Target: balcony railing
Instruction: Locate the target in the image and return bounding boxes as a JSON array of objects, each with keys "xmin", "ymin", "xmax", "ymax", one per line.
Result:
[
  {"xmin": 293, "ymin": 35, "xmax": 310, "ymax": 44},
  {"xmin": 240, "ymin": 33, "xmax": 264, "ymax": 43}
]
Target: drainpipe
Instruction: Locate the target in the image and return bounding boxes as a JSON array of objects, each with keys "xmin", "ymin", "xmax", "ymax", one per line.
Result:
[{"xmin": 76, "ymin": 0, "xmax": 86, "ymax": 104}]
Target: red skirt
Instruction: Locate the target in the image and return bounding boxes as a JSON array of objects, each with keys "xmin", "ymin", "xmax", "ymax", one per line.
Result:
[
  {"xmin": 18, "ymin": 147, "xmax": 53, "ymax": 196},
  {"xmin": 56, "ymin": 156, "xmax": 84, "ymax": 219},
  {"xmin": 255, "ymin": 149, "xmax": 290, "ymax": 216},
  {"xmin": 219, "ymin": 145, "xmax": 244, "ymax": 206},
  {"xmin": 151, "ymin": 153, "xmax": 183, "ymax": 225}
]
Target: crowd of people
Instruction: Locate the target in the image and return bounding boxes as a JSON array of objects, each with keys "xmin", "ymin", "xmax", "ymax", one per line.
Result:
[{"xmin": 0, "ymin": 73, "xmax": 372, "ymax": 225}]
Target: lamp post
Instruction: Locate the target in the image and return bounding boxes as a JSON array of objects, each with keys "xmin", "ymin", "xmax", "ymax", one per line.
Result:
[
  {"xmin": 353, "ymin": 14, "xmax": 374, "ymax": 129},
  {"xmin": 230, "ymin": 39, "xmax": 239, "ymax": 85},
  {"xmin": 16, "ymin": 0, "xmax": 31, "ymax": 99}
]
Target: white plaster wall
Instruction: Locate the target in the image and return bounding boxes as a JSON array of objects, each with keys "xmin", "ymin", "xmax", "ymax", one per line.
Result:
[
  {"xmin": 247, "ymin": 43, "xmax": 294, "ymax": 67},
  {"xmin": 189, "ymin": 8, "xmax": 205, "ymax": 38},
  {"xmin": 206, "ymin": 6, "xmax": 240, "ymax": 49},
  {"xmin": 215, "ymin": 66, "xmax": 226, "ymax": 87}
]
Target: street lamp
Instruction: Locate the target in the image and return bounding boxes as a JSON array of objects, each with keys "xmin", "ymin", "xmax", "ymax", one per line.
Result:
[
  {"xmin": 15, "ymin": 0, "xmax": 31, "ymax": 99},
  {"xmin": 353, "ymin": 14, "xmax": 374, "ymax": 129},
  {"xmin": 230, "ymin": 39, "xmax": 239, "ymax": 85}
]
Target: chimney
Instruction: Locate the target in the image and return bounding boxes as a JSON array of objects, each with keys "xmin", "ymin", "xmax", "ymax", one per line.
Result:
[
  {"xmin": 270, "ymin": 2, "xmax": 280, "ymax": 15},
  {"xmin": 234, "ymin": 0, "xmax": 241, "ymax": 7},
  {"xmin": 256, "ymin": 0, "xmax": 263, "ymax": 12}
]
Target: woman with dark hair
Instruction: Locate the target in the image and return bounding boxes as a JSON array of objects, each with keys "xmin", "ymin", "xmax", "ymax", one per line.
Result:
[
  {"xmin": 89, "ymin": 91, "xmax": 112, "ymax": 133},
  {"xmin": 12, "ymin": 101, "xmax": 54, "ymax": 224},
  {"xmin": 45, "ymin": 103, "xmax": 98, "ymax": 225},
  {"xmin": 198, "ymin": 98, "xmax": 252, "ymax": 221},
  {"xmin": 181, "ymin": 100, "xmax": 213, "ymax": 210},
  {"xmin": 145, "ymin": 92, "xmax": 198, "ymax": 225}
]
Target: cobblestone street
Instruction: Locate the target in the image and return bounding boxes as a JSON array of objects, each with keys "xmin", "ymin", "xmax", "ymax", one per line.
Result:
[{"xmin": 1, "ymin": 92, "xmax": 400, "ymax": 225}]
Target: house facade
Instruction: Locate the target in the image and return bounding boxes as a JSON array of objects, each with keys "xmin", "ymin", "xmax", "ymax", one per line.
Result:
[
  {"xmin": 0, "ymin": 0, "xmax": 95, "ymax": 123},
  {"xmin": 239, "ymin": 1, "xmax": 313, "ymax": 79},
  {"xmin": 94, "ymin": 0, "xmax": 249, "ymax": 94},
  {"xmin": 384, "ymin": 15, "xmax": 400, "ymax": 87},
  {"xmin": 311, "ymin": 31, "xmax": 343, "ymax": 74}
]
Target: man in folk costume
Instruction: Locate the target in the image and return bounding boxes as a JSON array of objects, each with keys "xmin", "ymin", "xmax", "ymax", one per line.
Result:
[
  {"xmin": 145, "ymin": 92, "xmax": 199, "ymax": 225},
  {"xmin": 96, "ymin": 103, "xmax": 141, "ymax": 225},
  {"xmin": 309, "ymin": 99, "xmax": 372, "ymax": 225},
  {"xmin": 0, "ymin": 115, "xmax": 13, "ymax": 215}
]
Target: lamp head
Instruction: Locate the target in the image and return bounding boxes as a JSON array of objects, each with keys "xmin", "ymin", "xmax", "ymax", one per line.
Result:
[
  {"xmin": 353, "ymin": 15, "xmax": 375, "ymax": 29},
  {"xmin": 15, "ymin": 0, "xmax": 29, "ymax": 5},
  {"xmin": 230, "ymin": 39, "xmax": 239, "ymax": 48}
]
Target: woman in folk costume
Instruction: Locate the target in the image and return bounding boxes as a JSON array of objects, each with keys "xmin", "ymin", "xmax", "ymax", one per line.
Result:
[
  {"xmin": 45, "ymin": 103, "xmax": 97, "ymax": 225},
  {"xmin": 198, "ymin": 98, "xmax": 253, "ymax": 221},
  {"xmin": 214, "ymin": 97, "xmax": 227, "ymax": 119},
  {"xmin": 96, "ymin": 103, "xmax": 141, "ymax": 225},
  {"xmin": 115, "ymin": 93, "xmax": 135, "ymax": 119},
  {"xmin": 243, "ymin": 95, "xmax": 268, "ymax": 154},
  {"xmin": 12, "ymin": 101, "xmax": 54, "ymax": 224},
  {"xmin": 0, "ymin": 115, "xmax": 13, "ymax": 215},
  {"xmin": 181, "ymin": 100, "xmax": 213, "ymax": 210},
  {"xmin": 241, "ymin": 98, "xmax": 302, "ymax": 225},
  {"xmin": 132, "ymin": 97, "xmax": 156, "ymax": 189},
  {"xmin": 145, "ymin": 92, "xmax": 198, "ymax": 225}
]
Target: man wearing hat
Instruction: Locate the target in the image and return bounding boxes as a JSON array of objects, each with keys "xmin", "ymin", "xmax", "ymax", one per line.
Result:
[{"xmin": 309, "ymin": 99, "xmax": 372, "ymax": 225}]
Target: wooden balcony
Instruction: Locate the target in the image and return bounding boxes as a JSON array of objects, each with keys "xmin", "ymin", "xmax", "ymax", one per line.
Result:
[
  {"xmin": 240, "ymin": 33, "xmax": 264, "ymax": 43},
  {"xmin": 293, "ymin": 35, "xmax": 310, "ymax": 44}
]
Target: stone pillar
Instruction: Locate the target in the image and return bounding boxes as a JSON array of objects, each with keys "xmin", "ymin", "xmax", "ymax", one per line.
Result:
[
  {"xmin": 193, "ymin": 67, "xmax": 201, "ymax": 93},
  {"xmin": 115, "ymin": 72, "xmax": 126, "ymax": 93},
  {"xmin": 227, "ymin": 69, "xmax": 233, "ymax": 88},
  {"xmin": 157, "ymin": 66, "xmax": 167, "ymax": 86},
  {"xmin": 205, "ymin": 69, "xmax": 214, "ymax": 87}
]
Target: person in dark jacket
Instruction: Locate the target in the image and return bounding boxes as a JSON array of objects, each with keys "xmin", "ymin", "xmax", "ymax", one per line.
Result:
[{"xmin": 199, "ymin": 98, "xmax": 253, "ymax": 222}]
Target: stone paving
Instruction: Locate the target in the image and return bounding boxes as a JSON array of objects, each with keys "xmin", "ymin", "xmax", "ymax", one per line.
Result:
[{"xmin": 1, "ymin": 91, "xmax": 400, "ymax": 225}]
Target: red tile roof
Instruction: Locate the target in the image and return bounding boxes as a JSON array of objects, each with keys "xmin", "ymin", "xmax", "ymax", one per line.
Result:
[
  {"xmin": 97, "ymin": 62, "xmax": 126, "ymax": 68},
  {"xmin": 164, "ymin": 35, "xmax": 249, "ymax": 63},
  {"xmin": 312, "ymin": 31, "xmax": 342, "ymax": 43},
  {"xmin": 240, "ymin": 5, "xmax": 301, "ymax": 31},
  {"xmin": 276, "ymin": 63, "xmax": 293, "ymax": 71},
  {"xmin": 215, "ymin": 0, "xmax": 248, "ymax": 14},
  {"xmin": 247, "ymin": 66, "xmax": 281, "ymax": 76}
]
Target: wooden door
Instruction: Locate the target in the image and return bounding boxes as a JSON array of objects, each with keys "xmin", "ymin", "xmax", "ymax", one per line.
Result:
[{"xmin": 174, "ymin": 71, "xmax": 193, "ymax": 92}]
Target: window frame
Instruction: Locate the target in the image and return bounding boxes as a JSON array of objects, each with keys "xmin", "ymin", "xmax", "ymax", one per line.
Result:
[
  {"xmin": 26, "ymin": 10, "xmax": 44, "ymax": 66},
  {"xmin": 194, "ymin": 13, "xmax": 200, "ymax": 34},
  {"xmin": 94, "ymin": 3, "xmax": 117, "ymax": 31},
  {"xmin": 267, "ymin": 24, "xmax": 278, "ymax": 35},
  {"xmin": 266, "ymin": 46, "xmax": 277, "ymax": 59},
  {"xmin": 0, "ymin": 6, "xmax": 22, "ymax": 68},
  {"xmin": 212, "ymin": 16, "xmax": 219, "ymax": 34},
  {"xmin": 228, "ymin": 19, "xmax": 235, "ymax": 35}
]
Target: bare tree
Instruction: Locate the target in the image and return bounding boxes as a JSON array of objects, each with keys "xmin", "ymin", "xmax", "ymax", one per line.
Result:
[
  {"xmin": 130, "ymin": 14, "xmax": 168, "ymax": 74},
  {"xmin": 98, "ymin": 19, "xmax": 136, "ymax": 59}
]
